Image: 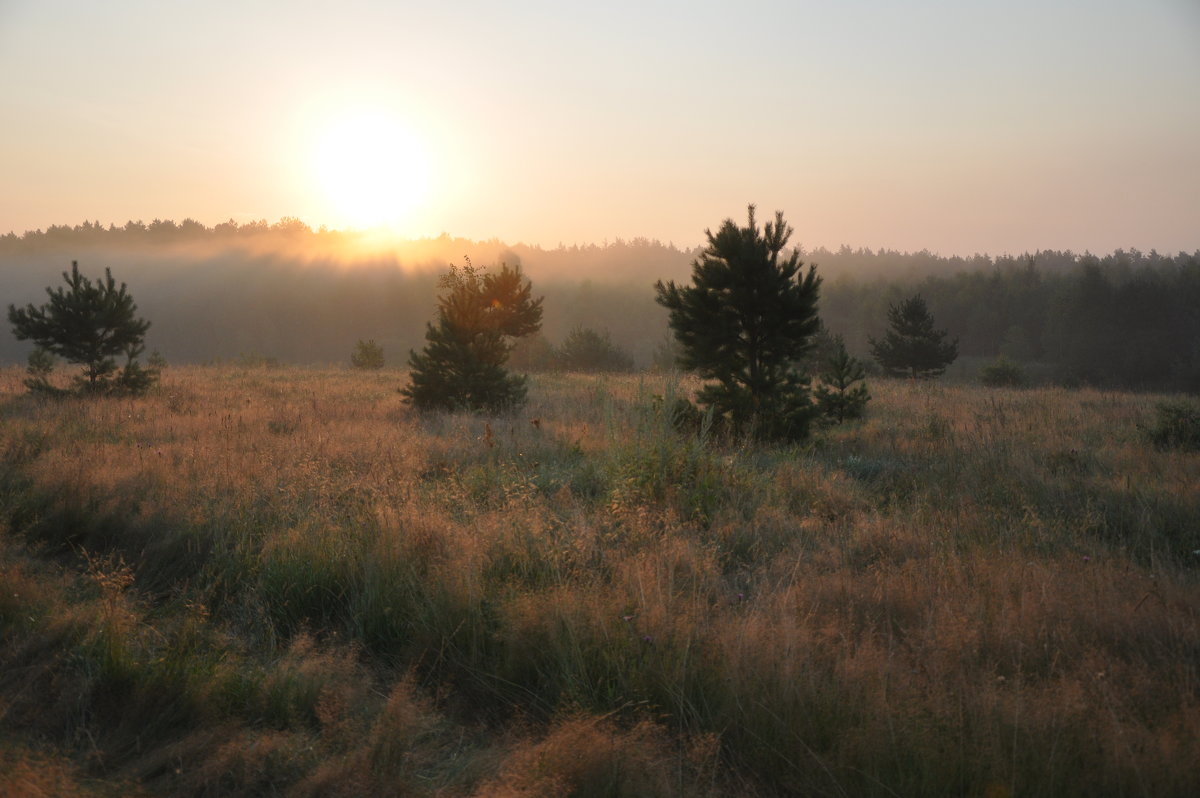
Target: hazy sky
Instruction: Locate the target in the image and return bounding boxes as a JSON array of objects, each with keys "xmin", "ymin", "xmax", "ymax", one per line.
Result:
[{"xmin": 2, "ymin": 0, "xmax": 1198, "ymax": 255}]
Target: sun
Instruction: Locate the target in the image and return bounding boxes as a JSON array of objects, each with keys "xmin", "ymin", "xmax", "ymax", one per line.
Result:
[{"xmin": 312, "ymin": 109, "xmax": 432, "ymax": 230}]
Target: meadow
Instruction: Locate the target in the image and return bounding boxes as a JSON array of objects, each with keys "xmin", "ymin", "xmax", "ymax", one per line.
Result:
[{"xmin": 1, "ymin": 365, "xmax": 1197, "ymax": 796}]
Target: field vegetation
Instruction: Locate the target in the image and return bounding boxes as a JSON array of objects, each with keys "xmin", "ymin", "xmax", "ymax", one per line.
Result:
[{"xmin": 1, "ymin": 365, "xmax": 1198, "ymax": 796}]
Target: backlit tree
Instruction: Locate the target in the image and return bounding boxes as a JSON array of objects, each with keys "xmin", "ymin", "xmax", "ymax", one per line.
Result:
[
  {"xmin": 655, "ymin": 205, "xmax": 822, "ymax": 441},
  {"xmin": 8, "ymin": 260, "xmax": 158, "ymax": 395},
  {"xmin": 402, "ymin": 260, "xmax": 542, "ymax": 412}
]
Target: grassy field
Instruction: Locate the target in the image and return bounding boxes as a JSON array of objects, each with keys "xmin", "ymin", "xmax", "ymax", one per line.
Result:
[{"xmin": 1, "ymin": 365, "xmax": 1197, "ymax": 796}]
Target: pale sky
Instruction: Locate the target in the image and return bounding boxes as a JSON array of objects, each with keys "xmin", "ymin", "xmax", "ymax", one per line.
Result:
[{"xmin": 2, "ymin": 0, "xmax": 1198, "ymax": 255}]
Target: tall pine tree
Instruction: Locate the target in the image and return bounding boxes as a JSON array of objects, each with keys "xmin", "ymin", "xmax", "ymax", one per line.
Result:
[
  {"xmin": 869, "ymin": 294, "xmax": 958, "ymax": 378},
  {"xmin": 403, "ymin": 260, "xmax": 542, "ymax": 412},
  {"xmin": 655, "ymin": 206, "xmax": 822, "ymax": 441}
]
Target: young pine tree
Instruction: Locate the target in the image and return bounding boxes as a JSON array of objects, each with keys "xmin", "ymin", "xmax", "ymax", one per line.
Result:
[
  {"xmin": 402, "ymin": 260, "xmax": 543, "ymax": 412},
  {"xmin": 8, "ymin": 261, "xmax": 159, "ymax": 395},
  {"xmin": 798, "ymin": 322, "xmax": 843, "ymax": 379},
  {"xmin": 655, "ymin": 205, "xmax": 822, "ymax": 441},
  {"xmin": 351, "ymin": 339, "xmax": 385, "ymax": 370},
  {"xmin": 555, "ymin": 327, "xmax": 634, "ymax": 372},
  {"xmin": 23, "ymin": 348, "xmax": 59, "ymax": 395},
  {"xmin": 979, "ymin": 355, "xmax": 1027, "ymax": 388},
  {"xmin": 814, "ymin": 336, "xmax": 871, "ymax": 424},
  {"xmin": 869, "ymin": 294, "xmax": 958, "ymax": 379}
]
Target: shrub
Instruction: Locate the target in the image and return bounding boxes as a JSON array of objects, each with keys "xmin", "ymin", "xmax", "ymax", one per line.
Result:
[
  {"xmin": 23, "ymin": 348, "xmax": 61, "ymax": 395},
  {"xmin": 663, "ymin": 395, "xmax": 705, "ymax": 434},
  {"xmin": 980, "ymin": 356, "xmax": 1027, "ymax": 388},
  {"xmin": 350, "ymin": 339, "xmax": 385, "ymax": 370},
  {"xmin": 1145, "ymin": 398, "xmax": 1200, "ymax": 451},
  {"xmin": 556, "ymin": 327, "xmax": 634, "ymax": 372}
]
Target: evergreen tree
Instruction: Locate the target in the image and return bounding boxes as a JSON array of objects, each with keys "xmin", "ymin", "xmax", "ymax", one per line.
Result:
[
  {"xmin": 655, "ymin": 206, "xmax": 822, "ymax": 441},
  {"xmin": 979, "ymin": 355, "xmax": 1027, "ymax": 387},
  {"xmin": 402, "ymin": 260, "xmax": 542, "ymax": 412},
  {"xmin": 555, "ymin": 326, "xmax": 634, "ymax": 372},
  {"xmin": 1044, "ymin": 262, "xmax": 1116, "ymax": 385},
  {"xmin": 814, "ymin": 336, "xmax": 870, "ymax": 424},
  {"xmin": 869, "ymin": 294, "xmax": 958, "ymax": 378},
  {"xmin": 23, "ymin": 348, "xmax": 59, "ymax": 395},
  {"xmin": 351, "ymin": 338, "xmax": 385, "ymax": 369},
  {"xmin": 798, "ymin": 321, "xmax": 844, "ymax": 379},
  {"xmin": 8, "ymin": 261, "xmax": 158, "ymax": 395}
]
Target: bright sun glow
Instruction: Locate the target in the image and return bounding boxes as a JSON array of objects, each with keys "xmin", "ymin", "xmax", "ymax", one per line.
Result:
[{"xmin": 312, "ymin": 109, "xmax": 432, "ymax": 230}]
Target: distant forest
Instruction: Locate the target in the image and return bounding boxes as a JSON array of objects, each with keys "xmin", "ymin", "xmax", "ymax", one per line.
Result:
[{"xmin": 3, "ymin": 218, "xmax": 1198, "ymax": 392}]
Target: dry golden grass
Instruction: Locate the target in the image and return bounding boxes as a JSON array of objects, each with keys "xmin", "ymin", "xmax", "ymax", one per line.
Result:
[
  {"xmin": 0, "ymin": 737, "xmax": 148, "ymax": 798},
  {"xmin": 1, "ymin": 365, "xmax": 1197, "ymax": 796}
]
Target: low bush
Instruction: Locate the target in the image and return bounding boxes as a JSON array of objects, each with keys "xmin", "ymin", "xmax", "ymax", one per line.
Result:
[
  {"xmin": 980, "ymin": 356, "xmax": 1027, "ymax": 387},
  {"xmin": 1146, "ymin": 398, "xmax": 1200, "ymax": 451},
  {"xmin": 350, "ymin": 338, "xmax": 385, "ymax": 370},
  {"xmin": 555, "ymin": 327, "xmax": 635, "ymax": 373}
]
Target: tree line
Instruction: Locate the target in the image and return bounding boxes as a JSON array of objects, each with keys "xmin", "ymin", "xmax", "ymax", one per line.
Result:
[
  {"xmin": 11, "ymin": 204, "xmax": 1197, "ymax": 446},
  {"xmin": 2, "ymin": 219, "xmax": 1196, "ymax": 392},
  {"xmin": 823, "ymin": 251, "xmax": 1200, "ymax": 391},
  {"xmin": 9, "ymin": 216, "xmax": 1194, "ymax": 283},
  {"xmin": 2, "ymin": 208, "xmax": 883, "ymax": 444}
]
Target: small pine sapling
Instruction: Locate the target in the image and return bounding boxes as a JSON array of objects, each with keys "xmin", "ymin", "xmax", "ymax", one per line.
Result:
[
  {"xmin": 351, "ymin": 338, "xmax": 385, "ymax": 370},
  {"xmin": 114, "ymin": 343, "xmax": 161, "ymax": 395},
  {"xmin": 23, "ymin": 348, "xmax": 61, "ymax": 395},
  {"xmin": 1145, "ymin": 398, "xmax": 1200, "ymax": 451},
  {"xmin": 555, "ymin": 327, "xmax": 634, "ymax": 372},
  {"xmin": 8, "ymin": 261, "xmax": 158, "ymax": 396},
  {"xmin": 980, "ymin": 355, "xmax": 1027, "ymax": 387},
  {"xmin": 814, "ymin": 336, "xmax": 870, "ymax": 424}
]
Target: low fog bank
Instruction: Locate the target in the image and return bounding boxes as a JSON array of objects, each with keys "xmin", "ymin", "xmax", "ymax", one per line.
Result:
[
  {"xmin": 0, "ymin": 236, "xmax": 674, "ymax": 368},
  {"xmin": 2, "ymin": 220, "xmax": 1198, "ymax": 390}
]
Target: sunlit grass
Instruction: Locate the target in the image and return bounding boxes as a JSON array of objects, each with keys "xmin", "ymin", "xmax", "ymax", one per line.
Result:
[{"xmin": 1, "ymin": 365, "xmax": 1197, "ymax": 796}]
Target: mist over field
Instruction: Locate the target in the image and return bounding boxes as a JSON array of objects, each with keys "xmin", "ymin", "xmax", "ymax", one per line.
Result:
[
  {"xmin": 3, "ymin": 220, "xmax": 1199, "ymax": 391},
  {"xmin": 0, "ymin": 222, "xmax": 685, "ymax": 366}
]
